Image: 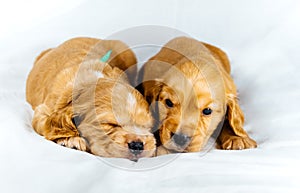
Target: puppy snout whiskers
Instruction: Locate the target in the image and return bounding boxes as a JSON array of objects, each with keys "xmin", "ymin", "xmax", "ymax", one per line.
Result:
[
  {"xmin": 172, "ymin": 133, "xmax": 190, "ymax": 147},
  {"xmin": 128, "ymin": 141, "xmax": 144, "ymax": 155}
]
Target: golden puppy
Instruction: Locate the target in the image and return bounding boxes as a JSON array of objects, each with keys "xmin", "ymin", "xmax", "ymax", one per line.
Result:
[
  {"xmin": 138, "ymin": 36, "xmax": 257, "ymax": 155},
  {"xmin": 26, "ymin": 37, "xmax": 156, "ymax": 160}
]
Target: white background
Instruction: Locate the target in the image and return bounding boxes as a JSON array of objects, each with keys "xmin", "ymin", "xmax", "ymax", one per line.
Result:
[{"xmin": 0, "ymin": 0, "xmax": 300, "ymax": 192}]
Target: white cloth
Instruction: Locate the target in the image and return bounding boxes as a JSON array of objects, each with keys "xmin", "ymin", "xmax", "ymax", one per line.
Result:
[{"xmin": 0, "ymin": 0, "xmax": 299, "ymax": 192}]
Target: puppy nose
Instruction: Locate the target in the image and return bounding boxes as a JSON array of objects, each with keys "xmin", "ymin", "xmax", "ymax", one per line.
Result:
[
  {"xmin": 128, "ymin": 141, "xmax": 144, "ymax": 155},
  {"xmin": 172, "ymin": 133, "xmax": 190, "ymax": 147}
]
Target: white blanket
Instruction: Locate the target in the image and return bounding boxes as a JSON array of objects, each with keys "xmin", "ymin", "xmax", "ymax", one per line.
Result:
[{"xmin": 1, "ymin": 0, "xmax": 300, "ymax": 192}]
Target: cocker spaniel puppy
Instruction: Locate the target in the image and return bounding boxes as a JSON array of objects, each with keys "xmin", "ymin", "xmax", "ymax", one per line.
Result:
[
  {"xmin": 138, "ymin": 36, "xmax": 257, "ymax": 155},
  {"xmin": 26, "ymin": 37, "xmax": 156, "ymax": 161}
]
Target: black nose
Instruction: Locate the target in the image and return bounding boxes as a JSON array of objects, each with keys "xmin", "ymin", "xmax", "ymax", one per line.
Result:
[
  {"xmin": 172, "ymin": 133, "xmax": 190, "ymax": 147},
  {"xmin": 128, "ymin": 141, "xmax": 144, "ymax": 155}
]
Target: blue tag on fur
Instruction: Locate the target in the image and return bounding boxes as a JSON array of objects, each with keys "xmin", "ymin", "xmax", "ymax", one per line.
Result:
[{"xmin": 100, "ymin": 50, "xmax": 112, "ymax": 62}]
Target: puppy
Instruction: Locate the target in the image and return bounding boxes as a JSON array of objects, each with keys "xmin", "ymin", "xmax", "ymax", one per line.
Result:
[
  {"xmin": 138, "ymin": 36, "xmax": 257, "ymax": 155},
  {"xmin": 26, "ymin": 37, "xmax": 156, "ymax": 160}
]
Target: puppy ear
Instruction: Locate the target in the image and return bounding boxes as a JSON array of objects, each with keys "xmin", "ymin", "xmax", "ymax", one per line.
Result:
[
  {"xmin": 32, "ymin": 87, "xmax": 80, "ymax": 141},
  {"xmin": 143, "ymin": 79, "xmax": 164, "ymax": 104},
  {"xmin": 142, "ymin": 79, "xmax": 164, "ymax": 135},
  {"xmin": 225, "ymin": 93, "xmax": 248, "ymax": 137},
  {"xmin": 32, "ymin": 104, "xmax": 79, "ymax": 141},
  {"xmin": 202, "ymin": 42, "xmax": 249, "ymax": 137}
]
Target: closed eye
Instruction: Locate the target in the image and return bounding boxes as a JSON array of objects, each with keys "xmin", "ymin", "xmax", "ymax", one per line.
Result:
[
  {"xmin": 107, "ymin": 123, "xmax": 121, "ymax": 128},
  {"xmin": 100, "ymin": 122, "xmax": 121, "ymax": 128}
]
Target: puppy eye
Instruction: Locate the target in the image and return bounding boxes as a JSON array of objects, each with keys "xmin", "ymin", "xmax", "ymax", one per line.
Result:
[
  {"xmin": 102, "ymin": 123, "xmax": 121, "ymax": 128},
  {"xmin": 165, "ymin": 99, "xmax": 174, "ymax": 108},
  {"xmin": 109, "ymin": 123, "xmax": 121, "ymax": 128},
  {"xmin": 202, "ymin": 108, "xmax": 212, "ymax": 115}
]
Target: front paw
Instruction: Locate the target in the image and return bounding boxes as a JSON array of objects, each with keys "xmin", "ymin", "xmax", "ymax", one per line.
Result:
[
  {"xmin": 220, "ymin": 136, "xmax": 257, "ymax": 150},
  {"xmin": 56, "ymin": 137, "xmax": 88, "ymax": 151},
  {"xmin": 156, "ymin": 145, "xmax": 171, "ymax": 156}
]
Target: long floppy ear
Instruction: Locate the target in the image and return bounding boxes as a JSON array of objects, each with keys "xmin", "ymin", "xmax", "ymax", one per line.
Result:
[
  {"xmin": 141, "ymin": 79, "xmax": 164, "ymax": 138},
  {"xmin": 221, "ymin": 71, "xmax": 249, "ymax": 138},
  {"xmin": 225, "ymin": 92, "xmax": 248, "ymax": 137},
  {"xmin": 140, "ymin": 79, "xmax": 164, "ymax": 118},
  {"xmin": 142, "ymin": 79, "xmax": 164, "ymax": 105},
  {"xmin": 203, "ymin": 42, "xmax": 249, "ymax": 138},
  {"xmin": 32, "ymin": 87, "xmax": 80, "ymax": 141}
]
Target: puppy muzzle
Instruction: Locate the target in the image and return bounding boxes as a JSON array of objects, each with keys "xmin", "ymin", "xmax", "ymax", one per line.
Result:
[
  {"xmin": 172, "ymin": 132, "xmax": 191, "ymax": 147},
  {"xmin": 128, "ymin": 141, "xmax": 144, "ymax": 155}
]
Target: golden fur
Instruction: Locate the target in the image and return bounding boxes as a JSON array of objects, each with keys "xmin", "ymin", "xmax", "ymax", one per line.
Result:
[
  {"xmin": 138, "ymin": 36, "xmax": 257, "ymax": 155},
  {"xmin": 26, "ymin": 37, "xmax": 156, "ymax": 160}
]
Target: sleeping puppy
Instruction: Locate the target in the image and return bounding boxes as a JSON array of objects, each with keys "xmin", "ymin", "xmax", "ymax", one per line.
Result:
[
  {"xmin": 138, "ymin": 36, "xmax": 257, "ymax": 155},
  {"xmin": 26, "ymin": 37, "xmax": 156, "ymax": 161}
]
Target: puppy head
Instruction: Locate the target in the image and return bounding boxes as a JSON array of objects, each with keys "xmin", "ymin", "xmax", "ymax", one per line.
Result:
[
  {"xmin": 144, "ymin": 61, "xmax": 226, "ymax": 152},
  {"xmin": 72, "ymin": 61, "xmax": 156, "ymax": 161}
]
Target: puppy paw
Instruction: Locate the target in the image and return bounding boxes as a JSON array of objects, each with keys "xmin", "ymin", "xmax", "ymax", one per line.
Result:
[
  {"xmin": 56, "ymin": 137, "xmax": 88, "ymax": 151},
  {"xmin": 156, "ymin": 146, "xmax": 171, "ymax": 156},
  {"xmin": 221, "ymin": 136, "xmax": 257, "ymax": 150}
]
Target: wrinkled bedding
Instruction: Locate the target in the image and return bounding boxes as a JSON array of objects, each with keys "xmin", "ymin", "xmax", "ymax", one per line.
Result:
[{"xmin": 0, "ymin": 0, "xmax": 300, "ymax": 192}]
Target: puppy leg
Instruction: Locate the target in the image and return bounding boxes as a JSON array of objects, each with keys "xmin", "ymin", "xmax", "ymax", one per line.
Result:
[
  {"xmin": 218, "ymin": 120, "xmax": 257, "ymax": 150},
  {"xmin": 32, "ymin": 104, "xmax": 88, "ymax": 151},
  {"xmin": 56, "ymin": 137, "xmax": 87, "ymax": 151},
  {"xmin": 156, "ymin": 145, "xmax": 173, "ymax": 156}
]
